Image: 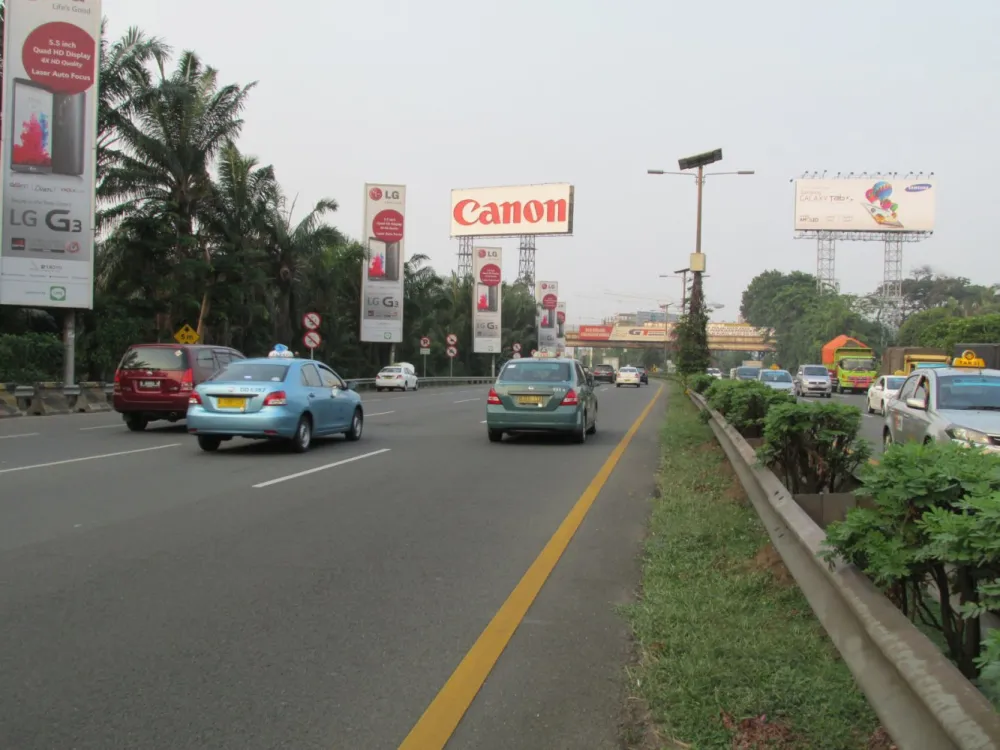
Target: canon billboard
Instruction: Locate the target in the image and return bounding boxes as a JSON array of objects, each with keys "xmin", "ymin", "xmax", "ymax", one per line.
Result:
[{"xmin": 450, "ymin": 183, "xmax": 574, "ymax": 237}]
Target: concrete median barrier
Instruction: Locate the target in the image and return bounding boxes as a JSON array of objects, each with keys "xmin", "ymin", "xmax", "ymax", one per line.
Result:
[
  {"xmin": 76, "ymin": 381, "xmax": 112, "ymax": 412},
  {"xmin": 0, "ymin": 383, "xmax": 26, "ymax": 418},
  {"xmin": 29, "ymin": 382, "xmax": 71, "ymax": 416}
]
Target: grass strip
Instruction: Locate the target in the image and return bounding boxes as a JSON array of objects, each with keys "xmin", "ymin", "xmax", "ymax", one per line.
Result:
[{"xmin": 623, "ymin": 381, "xmax": 884, "ymax": 749}]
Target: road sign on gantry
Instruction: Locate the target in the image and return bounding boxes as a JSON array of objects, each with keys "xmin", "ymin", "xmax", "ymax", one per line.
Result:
[
  {"xmin": 446, "ymin": 333, "xmax": 458, "ymax": 346},
  {"xmin": 303, "ymin": 331, "xmax": 322, "ymax": 349},
  {"xmin": 302, "ymin": 312, "xmax": 321, "ymax": 331}
]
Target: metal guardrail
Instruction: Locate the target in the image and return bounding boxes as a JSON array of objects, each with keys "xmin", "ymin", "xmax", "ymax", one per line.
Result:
[
  {"xmin": 688, "ymin": 389, "xmax": 1000, "ymax": 750},
  {"xmin": 347, "ymin": 376, "xmax": 494, "ymax": 391}
]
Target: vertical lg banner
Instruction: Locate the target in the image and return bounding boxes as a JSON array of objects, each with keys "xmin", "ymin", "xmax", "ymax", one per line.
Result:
[
  {"xmin": 535, "ymin": 280, "xmax": 559, "ymax": 353},
  {"xmin": 556, "ymin": 301, "xmax": 567, "ymax": 353},
  {"xmin": 0, "ymin": 0, "xmax": 101, "ymax": 309},
  {"xmin": 473, "ymin": 246, "xmax": 502, "ymax": 353},
  {"xmin": 360, "ymin": 183, "xmax": 406, "ymax": 343}
]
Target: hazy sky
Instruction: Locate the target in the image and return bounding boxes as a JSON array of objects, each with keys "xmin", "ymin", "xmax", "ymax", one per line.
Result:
[{"xmin": 103, "ymin": 0, "xmax": 1000, "ymax": 325}]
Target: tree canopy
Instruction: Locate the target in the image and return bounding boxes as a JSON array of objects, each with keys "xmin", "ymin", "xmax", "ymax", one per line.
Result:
[{"xmin": 0, "ymin": 22, "xmax": 540, "ymax": 382}]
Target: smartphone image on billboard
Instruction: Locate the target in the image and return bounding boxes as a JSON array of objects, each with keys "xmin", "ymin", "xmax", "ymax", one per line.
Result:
[
  {"xmin": 477, "ymin": 283, "xmax": 498, "ymax": 313},
  {"xmin": 11, "ymin": 79, "xmax": 54, "ymax": 174},
  {"xmin": 367, "ymin": 238, "xmax": 387, "ymax": 281},
  {"xmin": 543, "ymin": 307, "xmax": 556, "ymax": 328},
  {"xmin": 52, "ymin": 92, "xmax": 86, "ymax": 177},
  {"xmin": 487, "ymin": 284, "xmax": 499, "ymax": 313},
  {"xmin": 384, "ymin": 242, "xmax": 400, "ymax": 282}
]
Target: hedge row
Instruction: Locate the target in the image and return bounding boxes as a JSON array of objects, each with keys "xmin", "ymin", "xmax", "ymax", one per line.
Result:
[{"xmin": 687, "ymin": 374, "xmax": 1000, "ymax": 702}]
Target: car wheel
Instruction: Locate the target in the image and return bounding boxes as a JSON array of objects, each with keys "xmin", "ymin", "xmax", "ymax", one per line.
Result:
[
  {"xmin": 345, "ymin": 408, "xmax": 363, "ymax": 441},
  {"xmin": 488, "ymin": 428, "xmax": 503, "ymax": 443},
  {"xmin": 883, "ymin": 430, "xmax": 893, "ymax": 451},
  {"xmin": 197, "ymin": 435, "xmax": 222, "ymax": 452},
  {"xmin": 291, "ymin": 415, "xmax": 313, "ymax": 453},
  {"xmin": 616, "ymin": 383, "xmax": 621, "ymax": 388},
  {"xmin": 376, "ymin": 387, "xmax": 383, "ymax": 392},
  {"xmin": 573, "ymin": 412, "xmax": 587, "ymax": 444},
  {"xmin": 124, "ymin": 413, "xmax": 147, "ymax": 432}
]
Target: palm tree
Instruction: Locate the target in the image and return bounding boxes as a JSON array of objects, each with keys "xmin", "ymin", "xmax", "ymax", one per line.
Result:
[{"xmin": 99, "ymin": 51, "xmax": 256, "ymax": 336}]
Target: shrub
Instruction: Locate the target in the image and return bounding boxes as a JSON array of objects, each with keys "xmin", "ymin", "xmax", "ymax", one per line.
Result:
[
  {"xmin": 822, "ymin": 441, "xmax": 1000, "ymax": 680},
  {"xmin": 0, "ymin": 332, "xmax": 63, "ymax": 382},
  {"xmin": 687, "ymin": 373, "xmax": 715, "ymax": 394},
  {"xmin": 758, "ymin": 401, "xmax": 871, "ymax": 494},
  {"xmin": 704, "ymin": 379, "xmax": 795, "ymax": 438}
]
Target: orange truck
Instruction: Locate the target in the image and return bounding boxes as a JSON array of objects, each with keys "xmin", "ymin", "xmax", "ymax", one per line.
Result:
[{"xmin": 821, "ymin": 335, "xmax": 877, "ymax": 394}]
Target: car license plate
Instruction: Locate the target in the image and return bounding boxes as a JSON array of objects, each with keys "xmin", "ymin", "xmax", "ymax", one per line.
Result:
[
  {"xmin": 217, "ymin": 397, "xmax": 246, "ymax": 409},
  {"xmin": 138, "ymin": 380, "xmax": 159, "ymax": 389},
  {"xmin": 516, "ymin": 395, "xmax": 544, "ymax": 405}
]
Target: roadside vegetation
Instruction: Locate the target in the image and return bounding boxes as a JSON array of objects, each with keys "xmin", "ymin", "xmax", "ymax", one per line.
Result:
[{"xmin": 623, "ymin": 380, "xmax": 884, "ymax": 749}]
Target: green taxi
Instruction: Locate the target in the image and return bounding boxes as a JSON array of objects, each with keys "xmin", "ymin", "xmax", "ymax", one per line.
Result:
[{"xmin": 485, "ymin": 357, "xmax": 598, "ymax": 443}]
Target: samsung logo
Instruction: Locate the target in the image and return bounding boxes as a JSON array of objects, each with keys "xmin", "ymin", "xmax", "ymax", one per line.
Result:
[{"xmin": 905, "ymin": 183, "xmax": 933, "ymax": 193}]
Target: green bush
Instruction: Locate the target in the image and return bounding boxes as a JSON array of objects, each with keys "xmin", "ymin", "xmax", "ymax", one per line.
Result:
[
  {"xmin": 822, "ymin": 441, "xmax": 1000, "ymax": 683},
  {"xmin": 704, "ymin": 379, "xmax": 795, "ymax": 438},
  {"xmin": 758, "ymin": 401, "xmax": 870, "ymax": 494},
  {"xmin": 687, "ymin": 373, "xmax": 715, "ymax": 394},
  {"xmin": 0, "ymin": 332, "xmax": 63, "ymax": 382}
]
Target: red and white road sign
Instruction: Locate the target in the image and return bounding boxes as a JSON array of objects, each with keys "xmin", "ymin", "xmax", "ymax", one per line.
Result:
[
  {"xmin": 446, "ymin": 333, "xmax": 458, "ymax": 346},
  {"xmin": 512, "ymin": 352, "xmax": 522, "ymax": 359},
  {"xmin": 420, "ymin": 336, "xmax": 431, "ymax": 348},
  {"xmin": 303, "ymin": 331, "xmax": 322, "ymax": 349},
  {"xmin": 530, "ymin": 349, "xmax": 537, "ymax": 356},
  {"xmin": 512, "ymin": 342, "xmax": 522, "ymax": 352},
  {"xmin": 446, "ymin": 346, "xmax": 458, "ymax": 358},
  {"xmin": 302, "ymin": 312, "xmax": 321, "ymax": 331}
]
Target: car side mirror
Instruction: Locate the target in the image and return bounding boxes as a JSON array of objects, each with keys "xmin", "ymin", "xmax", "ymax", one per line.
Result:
[{"xmin": 905, "ymin": 397, "xmax": 927, "ymax": 410}]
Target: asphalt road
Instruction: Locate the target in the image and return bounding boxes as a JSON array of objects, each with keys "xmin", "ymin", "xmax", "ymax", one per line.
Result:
[
  {"xmin": 796, "ymin": 390, "xmax": 884, "ymax": 454},
  {"xmin": 0, "ymin": 382, "xmax": 664, "ymax": 749}
]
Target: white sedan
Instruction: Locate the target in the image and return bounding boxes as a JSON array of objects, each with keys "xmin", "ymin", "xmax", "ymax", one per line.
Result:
[
  {"xmin": 866, "ymin": 374, "xmax": 906, "ymax": 415},
  {"xmin": 375, "ymin": 365, "xmax": 418, "ymax": 391},
  {"xmin": 616, "ymin": 366, "xmax": 641, "ymax": 387}
]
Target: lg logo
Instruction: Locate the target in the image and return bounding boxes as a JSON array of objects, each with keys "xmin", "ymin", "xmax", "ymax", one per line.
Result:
[
  {"xmin": 366, "ymin": 296, "xmax": 398, "ymax": 308},
  {"xmin": 369, "ymin": 187, "xmax": 383, "ymax": 201},
  {"xmin": 477, "ymin": 248, "xmax": 499, "ymax": 258},
  {"xmin": 10, "ymin": 209, "xmax": 83, "ymax": 232},
  {"xmin": 369, "ymin": 187, "xmax": 401, "ymax": 201}
]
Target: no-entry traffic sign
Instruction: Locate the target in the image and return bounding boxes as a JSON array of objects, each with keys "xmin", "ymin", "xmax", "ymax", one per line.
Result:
[
  {"xmin": 512, "ymin": 342, "xmax": 522, "ymax": 352},
  {"xmin": 303, "ymin": 331, "xmax": 322, "ymax": 350},
  {"xmin": 420, "ymin": 336, "xmax": 431, "ymax": 348},
  {"xmin": 446, "ymin": 333, "xmax": 458, "ymax": 346},
  {"xmin": 302, "ymin": 312, "xmax": 321, "ymax": 331},
  {"xmin": 446, "ymin": 346, "xmax": 458, "ymax": 358}
]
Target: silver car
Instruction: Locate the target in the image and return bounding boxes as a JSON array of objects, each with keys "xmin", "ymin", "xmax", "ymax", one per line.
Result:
[
  {"xmin": 794, "ymin": 364, "xmax": 833, "ymax": 398},
  {"xmin": 882, "ymin": 367, "xmax": 1000, "ymax": 452},
  {"xmin": 758, "ymin": 369, "xmax": 795, "ymax": 393}
]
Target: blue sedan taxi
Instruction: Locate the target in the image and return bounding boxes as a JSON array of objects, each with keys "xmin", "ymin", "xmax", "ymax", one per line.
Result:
[{"xmin": 186, "ymin": 345, "xmax": 364, "ymax": 453}]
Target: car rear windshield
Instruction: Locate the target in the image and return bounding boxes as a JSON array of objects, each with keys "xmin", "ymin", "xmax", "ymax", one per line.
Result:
[
  {"xmin": 736, "ymin": 367, "xmax": 760, "ymax": 378},
  {"xmin": 214, "ymin": 362, "xmax": 290, "ymax": 383},
  {"xmin": 760, "ymin": 370, "xmax": 792, "ymax": 383},
  {"xmin": 380, "ymin": 367, "xmax": 401, "ymax": 374},
  {"xmin": 499, "ymin": 362, "xmax": 572, "ymax": 383},
  {"xmin": 803, "ymin": 366, "xmax": 828, "ymax": 376},
  {"xmin": 621, "ymin": 367, "xmax": 637, "ymax": 373},
  {"xmin": 119, "ymin": 347, "xmax": 189, "ymax": 371},
  {"xmin": 594, "ymin": 365, "xmax": 613, "ymax": 371}
]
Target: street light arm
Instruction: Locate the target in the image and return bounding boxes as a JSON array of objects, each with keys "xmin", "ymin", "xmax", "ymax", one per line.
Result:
[
  {"xmin": 646, "ymin": 170, "xmax": 697, "ymax": 177},
  {"xmin": 703, "ymin": 170, "xmax": 755, "ymax": 176}
]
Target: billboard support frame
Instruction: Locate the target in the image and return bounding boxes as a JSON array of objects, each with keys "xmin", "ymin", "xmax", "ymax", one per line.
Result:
[
  {"xmin": 793, "ymin": 171, "xmax": 933, "ymax": 327},
  {"xmin": 457, "ymin": 236, "xmax": 473, "ymax": 279}
]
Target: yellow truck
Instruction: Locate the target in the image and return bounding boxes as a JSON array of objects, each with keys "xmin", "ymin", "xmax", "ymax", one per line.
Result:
[{"xmin": 879, "ymin": 347, "xmax": 950, "ymax": 376}]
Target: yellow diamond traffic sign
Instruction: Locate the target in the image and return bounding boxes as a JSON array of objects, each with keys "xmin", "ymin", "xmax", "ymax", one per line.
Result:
[{"xmin": 174, "ymin": 324, "xmax": 200, "ymax": 344}]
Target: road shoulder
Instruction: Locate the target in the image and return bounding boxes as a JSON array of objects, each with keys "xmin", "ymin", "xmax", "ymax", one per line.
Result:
[{"xmin": 444, "ymin": 387, "xmax": 666, "ymax": 749}]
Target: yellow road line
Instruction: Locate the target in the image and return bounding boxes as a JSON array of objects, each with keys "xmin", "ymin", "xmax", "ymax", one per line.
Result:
[{"xmin": 397, "ymin": 384, "xmax": 664, "ymax": 750}]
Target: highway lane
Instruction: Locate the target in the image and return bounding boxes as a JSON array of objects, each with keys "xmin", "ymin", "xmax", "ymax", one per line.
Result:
[{"xmin": 0, "ymin": 380, "xmax": 659, "ymax": 749}]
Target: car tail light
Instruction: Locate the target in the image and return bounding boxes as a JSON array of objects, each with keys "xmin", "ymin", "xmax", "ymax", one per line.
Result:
[
  {"xmin": 113, "ymin": 370, "xmax": 122, "ymax": 393},
  {"xmin": 487, "ymin": 388, "xmax": 502, "ymax": 405},
  {"xmin": 180, "ymin": 368, "xmax": 194, "ymax": 392},
  {"xmin": 263, "ymin": 390, "xmax": 287, "ymax": 406},
  {"xmin": 188, "ymin": 392, "xmax": 202, "ymax": 405},
  {"xmin": 561, "ymin": 389, "xmax": 579, "ymax": 406}
]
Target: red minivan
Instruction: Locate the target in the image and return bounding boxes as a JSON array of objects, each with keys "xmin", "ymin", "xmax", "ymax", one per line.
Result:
[{"xmin": 113, "ymin": 344, "xmax": 246, "ymax": 431}]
